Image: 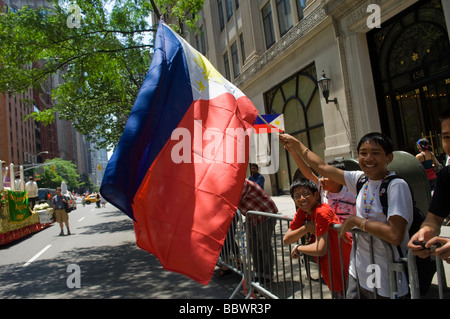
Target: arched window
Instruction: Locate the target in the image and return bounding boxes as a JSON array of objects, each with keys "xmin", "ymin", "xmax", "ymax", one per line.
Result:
[{"xmin": 264, "ymin": 63, "xmax": 324, "ymax": 193}]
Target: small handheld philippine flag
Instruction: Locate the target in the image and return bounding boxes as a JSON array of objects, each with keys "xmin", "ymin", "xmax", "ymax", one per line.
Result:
[
  {"xmin": 254, "ymin": 114, "xmax": 285, "ymax": 134},
  {"xmin": 100, "ymin": 21, "xmax": 258, "ymax": 285}
]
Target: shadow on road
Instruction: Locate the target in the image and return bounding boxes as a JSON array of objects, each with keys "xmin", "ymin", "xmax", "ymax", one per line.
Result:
[{"xmin": 0, "ymin": 209, "xmax": 243, "ymax": 299}]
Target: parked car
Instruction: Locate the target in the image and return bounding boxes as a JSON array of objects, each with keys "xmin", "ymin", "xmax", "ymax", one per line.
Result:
[
  {"xmin": 37, "ymin": 188, "xmax": 56, "ymax": 206},
  {"xmin": 65, "ymin": 192, "xmax": 77, "ymax": 211},
  {"xmin": 85, "ymin": 194, "xmax": 98, "ymax": 204}
]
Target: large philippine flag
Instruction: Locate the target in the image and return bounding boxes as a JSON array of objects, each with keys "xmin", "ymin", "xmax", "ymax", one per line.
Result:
[{"xmin": 100, "ymin": 21, "xmax": 258, "ymax": 285}]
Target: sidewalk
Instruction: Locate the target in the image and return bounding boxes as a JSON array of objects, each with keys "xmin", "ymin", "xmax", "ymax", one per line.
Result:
[{"xmin": 270, "ymin": 195, "xmax": 295, "ymax": 219}]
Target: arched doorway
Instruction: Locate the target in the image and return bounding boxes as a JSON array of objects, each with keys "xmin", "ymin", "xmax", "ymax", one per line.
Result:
[
  {"xmin": 264, "ymin": 63, "xmax": 324, "ymax": 194},
  {"xmin": 368, "ymin": 0, "xmax": 450, "ymax": 162}
]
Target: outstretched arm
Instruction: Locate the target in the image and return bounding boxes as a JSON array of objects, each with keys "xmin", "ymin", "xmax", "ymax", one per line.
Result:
[
  {"xmin": 280, "ymin": 134, "xmax": 346, "ymax": 186},
  {"xmin": 284, "ymin": 142, "xmax": 319, "ymax": 183}
]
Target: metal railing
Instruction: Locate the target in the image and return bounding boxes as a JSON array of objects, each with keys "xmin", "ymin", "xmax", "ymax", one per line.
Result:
[{"xmin": 218, "ymin": 210, "xmax": 448, "ymax": 299}]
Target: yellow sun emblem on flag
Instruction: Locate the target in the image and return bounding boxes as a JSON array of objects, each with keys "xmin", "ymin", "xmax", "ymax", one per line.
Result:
[{"xmin": 193, "ymin": 52, "xmax": 224, "ymax": 93}]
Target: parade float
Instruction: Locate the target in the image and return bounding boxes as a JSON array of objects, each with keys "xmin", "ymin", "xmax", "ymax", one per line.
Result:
[{"xmin": 0, "ymin": 163, "xmax": 54, "ymax": 245}]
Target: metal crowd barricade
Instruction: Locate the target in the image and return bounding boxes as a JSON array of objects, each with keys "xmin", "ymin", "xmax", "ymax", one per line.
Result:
[
  {"xmin": 217, "ymin": 210, "xmax": 247, "ymax": 299},
  {"xmin": 245, "ymin": 211, "xmax": 300, "ymax": 299},
  {"xmin": 243, "ymin": 210, "xmax": 349, "ymax": 299},
  {"xmin": 434, "ymin": 252, "xmax": 448, "ymax": 299},
  {"xmin": 218, "ymin": 210, "xmax": 448, "ymax": 299},
  {"xmin": 406, "ymin": 244, "xmax": 448, "ymax": 299}
]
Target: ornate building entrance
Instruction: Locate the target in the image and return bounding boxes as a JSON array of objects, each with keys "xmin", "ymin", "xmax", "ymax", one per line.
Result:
[{"xmin": 368, "ymin": 0, "xmax": 450, "ymax": 161}]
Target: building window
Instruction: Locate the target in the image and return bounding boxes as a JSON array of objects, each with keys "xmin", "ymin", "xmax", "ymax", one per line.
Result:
[
  {"xmin": 223, "ymin": 52, "xmax": 231, "ymax": 80},
  {"xmin": 196, "ymin": 24, "xmax": 207, "ymax": 55},
  {"xmin": 231, "ymin": 41, "xmax": 240, "ymax": 77},
  {"xmin": 239, "ymin": 33, "xmax": 246, "ymax": 63},
  {"xmin": 262, "ymin": 2, "xmax": 275, "ymax": 49},
  {"xmin": 276, "ymin": 0, "xmax": 293, "ymax": 36},
  {"xmin": 225, "ymin": 0, "xmax": 233, "ymax": 21},
  {"xmin": 297, "ymin": 0, "xmax": 306, "ymax": 21},
  {"xmin": 218, "ymin": 0, "xmax": 225, "ymax": 31},
  {"xmin": 264, "ymin": 63, "xmax": 324, "ymax": 193}
]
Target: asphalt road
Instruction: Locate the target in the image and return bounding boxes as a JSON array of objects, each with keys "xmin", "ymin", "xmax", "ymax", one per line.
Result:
[{"xmin": 0, "ymin": 203, "xmax": 242, "ymax": 299}]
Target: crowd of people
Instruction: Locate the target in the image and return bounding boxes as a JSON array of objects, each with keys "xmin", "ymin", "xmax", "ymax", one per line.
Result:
[{"xmin": 221, "ymin": 108, "xmax": 450, "ymax": 299}]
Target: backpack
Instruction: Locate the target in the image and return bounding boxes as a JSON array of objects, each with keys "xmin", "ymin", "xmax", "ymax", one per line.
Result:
[{"xmin": 356, "ymin": 174, "xmax": 436, "ymax": 296}]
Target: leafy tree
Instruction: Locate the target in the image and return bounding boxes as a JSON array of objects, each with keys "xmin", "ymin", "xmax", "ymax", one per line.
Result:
[
  {"xmin": 0, "ymin": 0, "xmax": 204, "ymax": 150},
  {"xmin": 39, "ymin": 167, "xmax": 64, "ymax": 189},
  {"xmin": 76, "ymin": 173, "xmax": 96, "ymax": 194},
  {"xmin": 38, "ymin": 158, "xmax": 80, "ymax": 190}
]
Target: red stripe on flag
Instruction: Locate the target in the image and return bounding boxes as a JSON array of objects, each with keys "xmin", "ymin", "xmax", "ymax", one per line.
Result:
[
  {"xmin": 253, "ymin": 124, "xmax": 283, "ymax": 134},
  {"xmin": 131, "ymin": 93, "xmax": 257, "ymax": 285}
]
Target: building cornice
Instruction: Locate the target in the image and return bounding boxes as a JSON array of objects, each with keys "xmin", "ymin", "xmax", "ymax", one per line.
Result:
[{"xmin": 234, "ymin": 4, "xmax": 327, "ymax": 89}]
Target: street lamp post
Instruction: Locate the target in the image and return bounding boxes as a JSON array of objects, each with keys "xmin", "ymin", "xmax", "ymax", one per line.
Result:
[{"xmin": 33, "ymin": 151, "xmax": 49, "ymax": 164}]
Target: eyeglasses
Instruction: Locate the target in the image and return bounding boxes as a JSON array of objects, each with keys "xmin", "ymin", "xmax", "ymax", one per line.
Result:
[{"xmin": 293, "ymin": 191, "xmax": 314, "ymax": 200}]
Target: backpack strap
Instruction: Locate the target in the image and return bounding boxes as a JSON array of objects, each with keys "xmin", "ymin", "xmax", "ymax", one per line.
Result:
[
  {"xmin": 378, "ymin": 174, "xmax": 412, "ymax": 259},
  {"xmin": 378, "ymin": 175, "xmax": 400, "ymax": 216},
  {"xmin": 356, "ymin": 174, "xmax": 369, "ymax": 195}
]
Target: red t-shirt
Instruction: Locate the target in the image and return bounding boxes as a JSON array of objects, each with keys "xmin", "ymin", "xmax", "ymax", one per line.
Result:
[{"xmin": 289, "ymin": 203, "xmax": 352, "ymax": 293}]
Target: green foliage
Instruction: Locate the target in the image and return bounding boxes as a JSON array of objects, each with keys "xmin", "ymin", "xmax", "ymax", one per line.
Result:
[
  {"xmin": 77, "ymin": 173, "xmax": 96, "ymax": 193},
  {"xmin": 0, "ymin": 0, "xmax": 204, "ymax": 150},
  {"xmin": 154, "ymin": 0, "xmax": 204, "ymax": 34},
  {"xmin": 39, "ymin": 158, "xmax": 80, "ymax": 190}
]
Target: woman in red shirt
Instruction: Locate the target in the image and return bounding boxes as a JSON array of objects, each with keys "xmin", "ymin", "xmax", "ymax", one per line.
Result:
[{"xmin": 283, "ymin": 178, "xmax": 352, "ymax": 297}]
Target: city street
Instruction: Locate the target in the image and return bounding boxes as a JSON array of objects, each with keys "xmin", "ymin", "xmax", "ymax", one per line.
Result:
[{"xmin": 0, "ymin": 203, "xmax": 242, "ymax": 299}]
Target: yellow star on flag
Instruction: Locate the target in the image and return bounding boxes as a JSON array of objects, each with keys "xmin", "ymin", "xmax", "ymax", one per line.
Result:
[{"xmin": 197, "ymin": 80, "xmax": 206, "ymax": 93}]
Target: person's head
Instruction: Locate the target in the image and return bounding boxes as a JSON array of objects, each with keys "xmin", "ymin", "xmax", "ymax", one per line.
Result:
[
  {"xmin": 320, "ymin": 160, "xmax": 345, "ymax": 193},
  {"xmin": 290, "ymin": 178, "xmax": 320, "ymax": 213},
  {"xmin": 29, "ymin": 176, "xmax": 34, "ymax": 181},
  {"xmin": 250, "ymin": 163, "xmax": 259, "ymax": 176},
  {"xmin": 440, "ymin": 108, "xmax": 450, "ymax": 156},
  {"xmin": 356, "ymin": 132, "xmax": 394, "ymax": 180},
  {"xmin": 417, "ymin": 138, "xmax": 432, "ymax": 152},
  {"xmin": 56, "ymin": 187, "xmax": 61, "ymax": 194}
]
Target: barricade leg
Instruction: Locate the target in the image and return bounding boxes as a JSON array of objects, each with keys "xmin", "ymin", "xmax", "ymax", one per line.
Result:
[
  {"xmin": 436, "ymin": 255, "xmax": 447, "ymax": 299},
  {"xmin": 217, "ymin": 212, "xmax": 246, "ymax": 299},
  {"xmin": 407, "ymin": 249, "xmax": 421, "ymax": 299}
]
